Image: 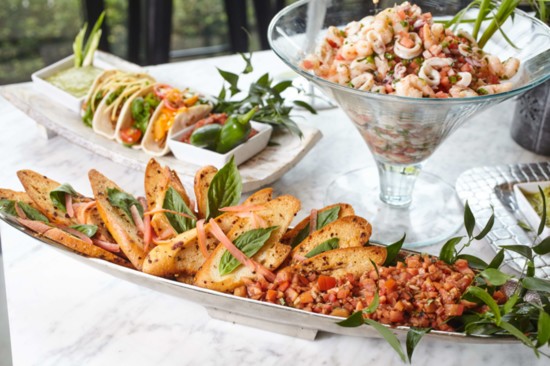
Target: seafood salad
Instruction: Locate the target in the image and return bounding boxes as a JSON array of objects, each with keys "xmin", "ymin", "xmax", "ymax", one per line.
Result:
[{"xmin": 301, "ymin": 2, "xmax": 520, "ymax": 98}]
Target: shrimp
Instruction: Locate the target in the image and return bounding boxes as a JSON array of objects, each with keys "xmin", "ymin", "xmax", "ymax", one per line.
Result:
[
  {"xmin": 449, "ymin": 86, "xmax": 478, "ymax": 98},
  {"xmin": 355, "ymin": 39, "xmax": 373, "ymax": 58},
  {"xmin": 502, "ymin": 58, "xmax": 520, "ymax": 79},
  {"xmin": 372, "ymin": 16, "xmax": 394, "ymax": 45},
  {"xmin": 394, "ymin": 75, "xmax": 435, "ymax": 97},
  {"xmin": 339, "ymin": 42, "xmax": 358, "ymax": 61},
  {"xmin": 375, "ymin": 55, "xmax": 390, "ymax": 79},
  {"xmin": 478, "ymin": 83, "xmax": 513, "ymax": 95},
  {"xmin": 418, "ymin": 57, "xmax": 453, "ymax": 86},
  {"xmin": 350, "ymin": 73, "xmax": 375, "ymax": 91},
  {"xmin": 367, "ymin": 30, "xmax": 386, "ymax": 55},
  {"xmin": 393, "ymin": 62, "xmax": 407, "ymax": 79},
  {"xmin": 336, "ymin": 62, "xmax": 351, "ymax": 85},
  {"xmin": 394, "ymin": 33, "xmax": 423, "ymax": 59},
  {"xmin": 421, "ymin": 23, "xmax": 444, "ymax": 50},
  {"xmin": 349, "ymin": 58, "xmax": 376, "ymax": 79}
]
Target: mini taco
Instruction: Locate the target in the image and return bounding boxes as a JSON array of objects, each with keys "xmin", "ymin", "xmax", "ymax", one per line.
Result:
[
  {"xmin": 114, "ymin": 84, "xmax": 163, "ymax": 147},
  {"xmin": 81, "ymin": 69, "xmax": 121, "ymax": 127},
  {"xmin": 92, "ymin": 73, "xmax": 155, "ymax": 139},
  {"xmin": 142, "ymin": 86, "xmax": 212, "ymax": 156}
]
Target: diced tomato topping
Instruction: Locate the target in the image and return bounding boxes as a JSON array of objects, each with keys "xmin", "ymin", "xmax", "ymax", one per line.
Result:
[
  {"xmin": 444, "ymin": 304, "xmax": 464, "ymax": 317},
  {"xmin": 266, "ymin": 289, "xmax": 279, "ymax": 302},
  {"xmin": 119, "ymin": 126, "xmax": 142, "ymax": 145},
  {"xmin": 298, "ymin": 291, "xmax": 314, "ymax": 304},
  {"xmin": 318, "ymin": 275, "xmax": 337, "ymax": 291}
]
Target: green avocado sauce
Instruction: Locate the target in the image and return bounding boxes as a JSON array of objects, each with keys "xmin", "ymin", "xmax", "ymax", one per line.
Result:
[
  {"xmin": 523, "ymin": 186, "xmax": 550, "ymax": 227},
  {"xmin": 46, "ymin": 66, "xmax": 102, "ymax": 98}
]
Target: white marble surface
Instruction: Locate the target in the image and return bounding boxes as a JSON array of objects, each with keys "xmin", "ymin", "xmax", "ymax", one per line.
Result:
[{"xmin": 1, "ymin": 51, "xmax": 549, "ymax": 365}]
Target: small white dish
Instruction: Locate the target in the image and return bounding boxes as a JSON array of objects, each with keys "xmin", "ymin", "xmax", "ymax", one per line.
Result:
[
  {"xmin": 168, "ymin": 121, "xmax": 273, "ymax": 168},
  {"xmin": 513, "ymin": 181, "xmax": 550, "ymax": 237},
  {"xmin": 31, "ymin": 50, "xmax": 142, "ymax": 113}
]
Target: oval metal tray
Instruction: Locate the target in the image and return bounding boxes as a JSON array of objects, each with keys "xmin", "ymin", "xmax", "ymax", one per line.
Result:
[{"xmin": 0, "ymin": 212, "xmax": 518, "ymax": 343}]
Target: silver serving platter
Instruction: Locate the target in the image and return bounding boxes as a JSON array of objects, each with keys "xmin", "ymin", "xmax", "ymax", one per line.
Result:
[
  {"xmin": 0, "ymin": 212, "xmax": 518, "ymax": 343},
  {"xmin": 456, "ymin": 162, "xmax": 550, "ymax": 279}
]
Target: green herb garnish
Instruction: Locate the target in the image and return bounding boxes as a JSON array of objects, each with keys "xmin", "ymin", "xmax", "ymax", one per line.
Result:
[
  {"xmin": 50, "ymin": 183, "xmax": 78, "ymax": 213},
  {"xmin": 206, "ymin": 156, "xmax": 242, "ymax": 220},
  {"xmin": 163, "ymin": 186, "xmax": 196, "ymax": 233}
]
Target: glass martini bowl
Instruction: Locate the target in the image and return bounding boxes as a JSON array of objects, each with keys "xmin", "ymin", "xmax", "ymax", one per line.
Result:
[{"xmin": 268, "ymin": 0, "xmax": 550, "ymax": 247}]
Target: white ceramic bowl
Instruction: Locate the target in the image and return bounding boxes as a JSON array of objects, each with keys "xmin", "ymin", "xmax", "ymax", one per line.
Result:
[
  {"xmin": 513, "ymin": 181, "xmax": 550, "ymax": 237},
  {"xmin": 168, "ymin": 121, "xmax": 273, "ymax": 168},
  {"xmin": 31, "ymin": 50, "xmax": 142, "ymax": 113}
]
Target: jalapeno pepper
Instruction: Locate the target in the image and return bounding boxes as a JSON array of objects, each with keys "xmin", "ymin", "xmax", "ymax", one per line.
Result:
[
  {"xmin": 216, "ymin": 107, "xmax": 258, "ymax": 154},
  {"xmin": 190, "ymin": 124, "xmax": 222, "ymax": 150}
]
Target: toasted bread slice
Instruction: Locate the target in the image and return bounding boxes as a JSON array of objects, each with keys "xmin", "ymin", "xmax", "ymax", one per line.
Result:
[
  {"xmin": 282, "ymin": 203, "xmax": 355, "ymax": 247},
  {"xmin": 0, "ymin": 189, "xmax": 39, "ymax": 210},
  {"xmin": 194, "ymin": 165, "xmax": 217, "ymax": 219},
  {"xmin": 289, "ymin": 215, "xmax": 372, "ymax": 265},
  {"xmin": 194, "ymin": 194, "xmax": 300, "ymax": 292},
  {"xmin": 17, "ymin": 170, "xmax": 90, "ymax": 226},
  {"xmin": 89, "ymin": 169, "xmax": 146, "ymax": 270},
  {"xmin": 43, "ymin": 227, "xmax": 132, "ymax": 268},
  {"xmin": 294, "ymin": 246, "xmax": 387, "ymax": 278},
  {"xmin": 145, "ymin": 158, "xmax": 192, "ymax": 238},
  {"xmin": 143, "ymin": 188, "xmax": 273, "ymax": 278}
]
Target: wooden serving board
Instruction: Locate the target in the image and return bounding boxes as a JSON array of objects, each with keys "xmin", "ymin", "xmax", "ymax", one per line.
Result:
[{"xmin": 1, "ymin": 83, "xmax": 322, "ymax": 192}]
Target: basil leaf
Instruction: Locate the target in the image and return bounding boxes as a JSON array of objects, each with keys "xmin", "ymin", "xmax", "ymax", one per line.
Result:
[
  {"xmin": 500, "ymin": 245, "xmax": 533, "ymax": 261},
  {"xmin": 50, "ymin": 183, "xmax": 78, "ymax": 213},
  {"xmin": 464, "ymin": 201, "xmax": 476, "ymax": 238},
  {"xmin": 466, "ymin": 286, "xmax": 501, "ymax": 325},
  {"xmin": 479, "ymin": 268, "xmax": 512, "ymax": 286},
  {"xmin": 290, "ymin": 206, "xmax": 341, "ymax": 248},
  {"xmin": 475, "ymin": 211, "xmax": 494, "ymax": 240},
  {"xmin": 521, "ymin": 277, "xmax": 550, "ymax": 293},
  {"xmin": 163, "ymin": 187, "xmax": 196, "ymax": 233},
  {"xmin": 0, "ymin": 199, "xmax": 17, "ymax": 216},
  {"xmin": 383, "ymin": 234, "xmax": 406, "ymax": 266},
  {"xmin": 337, "ymin": 311, "xmax": 364, "ymax": 327},
  {"xmin": 364, "ymin": 318, "xmax": 407, "ymax": 362},
  {"xmin": 305, "ymin": 238, "xmax": 339, "ymax": 258},
  {"xmin": 219, "ymin": 226, "xmax": 278, "ymax": 276},
  {"xmin": 18, "ymin": 202, "xmax": 49, "ymax": 223},
  {"xmin": 439, "ymin": 237, "xmax": 463, "ymax": 264},
  {"xmin": 499, "ymin": 321, "xmax": 536, "ymax": 349},
  {"xmin": 69, "ymin": 224, "xmax": 98, "ymax": 238},
  {"xmin": 533, "ymin": 237, "xmax": 550, "ymax": 256},
  {"xmin": 206, "ymin": 156, "xmax": 242, "ymax": 220},
  {"xmin": 364, "ymin": 292, "xmax": 379, "ymax": 314},
  {"xmin": 107, "ymin": 188, "xmax": 143, "ymax": 222},
  {"xmin": 293, "ymin": 100, "xmax": 317, "ymax": 114},
  {"xmin": 488, "ymin": 249, "xmax": 505, "ymax": 269},
  {"xmin": 538, "ymin": 186, "xmax": 547, "ymax": 237},
  {"xmin": 456, "ymin": 254, "xmax": 488, "ymax": 270},
  {"xmin": 537, "ymin": 310, "xmax": 550, "ymax": 347},
  {"xmin": 406, "ymin": 327, "xmax": 430, "ymax": 363},
  {"xmin": 217, "ymin": 69, "xmax": 240, "ymax": 96}
]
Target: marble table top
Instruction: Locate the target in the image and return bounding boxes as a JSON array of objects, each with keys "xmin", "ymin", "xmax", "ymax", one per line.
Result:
[{"xmin": 1, "ymin": 50, "xmax": 549, "ymax": 366}]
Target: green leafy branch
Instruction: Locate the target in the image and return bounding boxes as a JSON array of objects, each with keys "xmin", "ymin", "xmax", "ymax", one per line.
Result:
[{"xmin": 213, "ymin": 53, "xmax": 316, "ymax": 138}]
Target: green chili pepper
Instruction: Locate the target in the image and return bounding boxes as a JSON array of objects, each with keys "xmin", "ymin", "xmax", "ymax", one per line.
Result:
[
  {"xmin": 216, "ymin": 107, "xmax": 258, "ymax": 154},
  {"xmin": 190, "ymin": 124, "xmax": 222, "ymax": 150}
]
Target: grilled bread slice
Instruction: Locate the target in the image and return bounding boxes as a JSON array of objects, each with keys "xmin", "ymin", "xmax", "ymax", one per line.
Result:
[
  {"xmin": 0, "ymin": 189, "xmax": 40, "ymax": 210},
  {"xmin": 17, "ymin": 170, "xmax": 90, "ymax": 226},
  {"xmin": 43, "ymin": 227, "xmax": 132, "ymax": 268},
  {"xmin": 281, "ymin": 203, "xmax": 355, "ymax": 247},
  {"xmin": 294, "ymin": 246, "xmax": 387, "ymax": 278},
  {"xmin": 89, "ymin": 169, "xmax": 146, "ymax": 270},
  {"xmin": 143, "ymin": 188, "xmax": 273, "ymax": 278},
  {"xmin": 288, "ymin": 215, "xmax": 372, "ymax": 266},
  {"xmin": 194, "ymin": 194, "xmax": 300, "ymax": 293},
  {"xmin": 144, "ymin": 158, "xmax": 192, "ymax": 238},
  {"xmin": 194, "ymin": 165, "xmax": 217, "ymax": 219}
]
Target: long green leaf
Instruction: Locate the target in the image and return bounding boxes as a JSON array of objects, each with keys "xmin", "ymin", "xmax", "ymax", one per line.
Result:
[
  {"xmin": 83, "ymin": 11, "xmax": 105, "ymax": 58},
  {"xmin": 17, "ymin": 202, "xmax": 49, "ymax": 223},
  {"xmin": 533, "ymin": 237, "xmax": 550, "ymax": 255},
  {"xmin": 500, "ymin": 245, "xmax": 533, "ymax": 260},
  {"xmin": 473, "ymin": 0, "xmax": 492, "ymax": 39},
  {"xmin": 479, "ymin": 268, "xmax": 512, "ymax": 286},
  {"xmin": 499, "ymin": 320, "xmax": 536, "ymax": 350},
  {"xmin": 383, "ymin": 234, "xmax": 406, "ymax": 266},
  {"xmin": 522, "ymin": 277, "xmax": 550, "ymax": 293},
  {"xmin": 538, "ymin": 186, "xmax": 547, "ymax": 236},
  {"xmin": 488, "ymin": 249, "xmax": 505, "ymax": 269},
  {"xmin": 440, "ymin": 237, "xmax": 463, "ymax": 264},
  {"xmin": 364, "ymin": 292, "xmax": 379, "ymax": 314},
  {"xmin": 466, "ymin": 286, "xmax": 501, "ymax": 325},
  {"xmin": 537, "ymin": 310, "xmax": 550, "ymax": 347},
  {"xmin": 290, "ymin": 206, "xmax": 340, "ymax": 247},
  {"xmin": 364, "ymin": 319, "xmax": 407, "ymax": 362},
  {"xmin": 0, "ymin": 199, "xmax": 17, "ymax": 216},
  {"xmin": 69, "ymin": 224, "xmax": 98, "ymax": 238},
  {"xmin": 337, "ymin": 311, "xmax": 364, "ymax": 327},
  {"xmin": 464, "ymin": 201, "xmax": 476, "ymax": 238},
  {"xmin": 406, "ymin": 327, "xmax": 430, "ymax": 363},
  {"xmin": 475, "ymin": 211, "xmax": 495, "ymax": 240},
  {"xmin": 456, "ymin": 254, "xmax": 488, "ymax": 270}
]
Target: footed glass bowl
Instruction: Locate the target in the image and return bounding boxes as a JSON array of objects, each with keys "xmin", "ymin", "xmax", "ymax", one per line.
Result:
[{"xmin": 268, "ymin": 0, "xmax": 550, "ymax": 247}]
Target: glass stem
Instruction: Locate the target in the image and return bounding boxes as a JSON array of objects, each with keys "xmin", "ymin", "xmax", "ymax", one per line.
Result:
[{"xmin": 376, "ymin": 162, "xmax": 422, "ymax": 207}]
